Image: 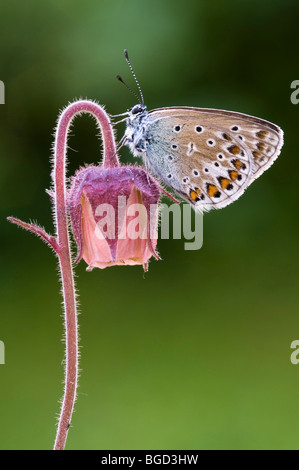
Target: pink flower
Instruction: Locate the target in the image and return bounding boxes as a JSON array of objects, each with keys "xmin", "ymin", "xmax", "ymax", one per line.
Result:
[{"xmin": 68, "ymin": 165, "xmax": 161, "ymax": 270}]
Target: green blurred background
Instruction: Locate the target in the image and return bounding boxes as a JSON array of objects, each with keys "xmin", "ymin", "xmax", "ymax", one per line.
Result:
[{"xmin": 1, "ymin": 0, "xmax": 299, "ymax": 450}]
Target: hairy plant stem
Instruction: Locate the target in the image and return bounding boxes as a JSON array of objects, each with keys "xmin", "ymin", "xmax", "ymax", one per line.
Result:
[
  {"xmin": 9, "ymin": 100, "xmax": 118, "ymax": 450},
  {"xmin": 53, "ymin": 101, "xmax": 118, "ymax": 450}
]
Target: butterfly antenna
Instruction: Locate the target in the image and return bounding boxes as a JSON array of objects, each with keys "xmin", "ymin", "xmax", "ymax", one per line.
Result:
[
  {"xmin": 116, "ymin": 74, "xmax": 141, "ymax": 104},
  {"xmin": 124, "ymin": 49, "xmax": 144, "ymax": 106}
]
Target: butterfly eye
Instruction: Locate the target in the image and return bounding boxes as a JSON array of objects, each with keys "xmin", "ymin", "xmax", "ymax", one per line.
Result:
[{"xmin": 131, "ymin": 104, "xmax": 143, "ymax": 115}]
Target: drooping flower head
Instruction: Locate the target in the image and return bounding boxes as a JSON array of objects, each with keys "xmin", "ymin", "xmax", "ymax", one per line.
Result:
[{"xmin": 68, "ymin": 165, "xmax": 161, "ymax": 271}]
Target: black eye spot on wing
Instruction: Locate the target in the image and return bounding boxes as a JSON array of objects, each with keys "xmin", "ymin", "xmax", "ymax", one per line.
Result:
[{"xmin": 222, "ymin": 133, "xmax": 232, "ymax": 141}]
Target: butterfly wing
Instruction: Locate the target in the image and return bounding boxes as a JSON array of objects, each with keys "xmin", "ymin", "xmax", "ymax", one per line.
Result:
[{"xmin": 143, "ymin": 107, "xmax": 283, "ymax": 211}]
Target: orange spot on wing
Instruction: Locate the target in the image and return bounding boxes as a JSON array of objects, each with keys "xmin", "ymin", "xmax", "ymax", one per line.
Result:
[
  {"xmin": 228, "ymin": 145, "xmax": 241, "ymax": 155},
  {"xmin": 190, "ymin": 190, "xmax": 199, "ymax": 201},
  {"xmin": 229, "ymin": 170, "xmax": 238, "ymax": 181},
  {"xmin": 232, "ymin": 159, "xmax": 245, "ymax": 171},
  {"xmin": 219, "ymin": 177, "xmax": 232, "ymax": 189},
  {"xmin": 207, "ymin": 184, "xmax": 218, "ymax": 197}
]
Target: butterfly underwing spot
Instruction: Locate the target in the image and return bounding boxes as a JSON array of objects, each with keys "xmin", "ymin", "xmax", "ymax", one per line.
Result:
[
  {"xmin": 257, "ymin": 142, "xmax": 274, "ymax": 156},
  {"xmin": 187, "ymin": 142, "xmax": 196, "ymax": 156},
  {"xmin": 228, "ymin": 170, "xmax": 243, "ymax": 184},
  {"xmin": 207, "ymin": 139, "xmax": 216, "ymax": 147},
  {"xmin": 228, "ymin": 170, "xmax": 239, "ymax": 181},
  {"xmin": 214, "ymin": 162, "xmax": 220, "ymax": 167},
  {"xmin": 227, "ymin": 145, "xmax": 241, "ymax": 155},
  {"xmin": 168, "ymin": 155, "xmax": 174, "ymax": 161},
  {"xmin": 217, "ymin": 177, "xmax": 234, "ymax": 191},
  {"xmin": 222, "ymin": 133, "xmax": 233, "ymax": 141},
  {"xmin": 190, "ymin": 192, "xmax": 199, "ymax": 202},
  {"xmin": 206, "ymin": 183, "xmax": 221, "ymax": 198},
  {"xmin": 173, "ymin": 125, "xmax": 182, "ymax": 133},
  {"xmin": 171, "ymin": 144, "xmax": 178, "ymax": 150},
  {"xmin": 190, "ymin": 187, "xmax": 201, "ymax": 202},
  {"xmin": 217, "ymin": 153, "xmax": 224, "ymax": 160},
  {"xmin": 192, "ymin": 169, "xmax": 200, "ymax": 177},
  {"xmin": 252, "ymin": 150, "xmax": 265, "ymax": 162},
  {"xmin": 231, "ymin": 125, "xmax": 240, "ymax": 132},
  {"xmin": 182, "ymin": 177, "xmax": 190, "ymax": 184},
  {"xmin": 238, "ymin": 135, "xmax": 244, "ymax": 141},
  {"xmin": 256, "ymin": 142, "xmax": 267, "ymax": 152},
  {"xmin": 204, "ymin": 168, "xmax": 209, "ymax": 173},
  {"xmin": 256, "ymin": 130, "xmax": 268, "ymax": 139},
  {"xmin": 258, "ymin": 143, "xmax": 273, "ymax": 157},
  {"xmin": 167, "ymin": 174, "xmax": 172, "ymax": 179},
  {"xmin": 231, "ymin": 159, "xmax": 246, "ymax": 171},
  {"xmin": 195, "ymin": 125, "xmax": 204, "ymax": 133}
]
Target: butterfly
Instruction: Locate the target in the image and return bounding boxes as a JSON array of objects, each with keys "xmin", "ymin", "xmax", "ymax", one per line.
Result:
[{"xmin": 117, "ymin": 51, "xmax": 284, "ymax": 212}]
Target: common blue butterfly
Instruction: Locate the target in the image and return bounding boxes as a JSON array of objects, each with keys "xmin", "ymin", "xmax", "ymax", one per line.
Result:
[{"xmin": 117, "ymin": 51, "xmax": 284, "ymax": 212}]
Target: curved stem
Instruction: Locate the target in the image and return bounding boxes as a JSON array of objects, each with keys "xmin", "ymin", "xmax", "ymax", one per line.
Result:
[
  {"xmin": 6, "ymin": 217, "xmax": 60, "ymax": 252},
  {"xmin": 53, "ymin": 100, "xmax": 117, "ymax": 450}
]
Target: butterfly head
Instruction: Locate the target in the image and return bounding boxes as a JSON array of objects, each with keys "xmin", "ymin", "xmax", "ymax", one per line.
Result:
[
  {"xmin": 117, "ymin": 51, "xmax": 150, "ymax": 158},
  {"xmin": 127, "ymin": 103, "xmax": 148, "ymax": 128},
  {"xmin": 125, "ymin": 104, "xmax": 148, "ymax": 157},
  {"xmin": 130, "ymin": 104, "xmax": 146, "ymax": 115}
]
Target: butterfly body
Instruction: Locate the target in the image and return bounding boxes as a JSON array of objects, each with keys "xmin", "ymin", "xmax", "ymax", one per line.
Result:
[{"xmin": 125, "ymin": 104, "xmax": 284, "ymax": 212}]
